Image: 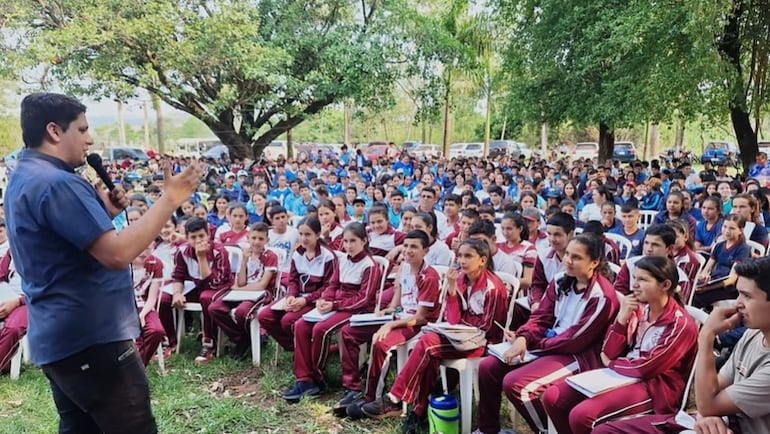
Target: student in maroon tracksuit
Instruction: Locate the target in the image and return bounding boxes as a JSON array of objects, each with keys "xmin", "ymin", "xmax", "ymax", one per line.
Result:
[
  {"xmin": 333, "ymin": 230, "xmax": 440, "ymax": 417},
  {"xmin": 542, "ymin": 256, "xmax": 698, "ymax": 434},
  {"xmin": 0, "ymin": 251, "xmax": 26, "ymax": 374},
  {"xmin": 317, "ymin": 200, "xmax": 344, "ymax": 251},
  {"xmin": 475, "ymin": 234, "xmax": 619, "ymax": 434},
  {"xmin": 282, "ymin": 222, "xmax": 383, "ymax": 402},
  {"xmin": 131, "ymin": 246, "xmax": 165, "ymax": 367},
  {"xmin": 159, "ymin": 217, "xmax": 233, "ymax": 364},
  {"xmin": 209, "ymin": 223, "xmax": 277, "ymax": 360},
  {"xmin": 367, "ymin": 205, "xmax": 406, "ymax": 257},
  {"xmin": 361, "ymin": 239, "xmax": 508, "ymax": 434},
  {"xmin": 258, "ymin": 217, "xmax": 336, "ymax": 351}
]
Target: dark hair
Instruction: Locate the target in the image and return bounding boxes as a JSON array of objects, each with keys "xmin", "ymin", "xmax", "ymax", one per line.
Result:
[
  {"xmin": 249, "ymin": 222, "xmax": 270, "ymax": 234},
  {"xmin": 459, "ymin": 238, "xmax": 495, "ymax": 271},
  {"xmin": 185, "ymin": 217, "xmax": 209, "ymax": 234},
  {"xmin": 582, "ymin": 220, "xmax": 605, "ymax": 237},
  {"xmin": 413, "ymin": 212, "xmax": 438, "ymax": 240},
  {"xmin": 556, "ymin": 234, "xmax": 611, "ymax": 293},
  {"xmin": 296, "ymin": 217, "xmax": 321, "ymax": 235},
  {"xmin": 519, "ymin": 191, "xmax": 539, "ymax": 206},
  {"xmin": 634, "ymin": 256, "xmax": 683, "ymax": 306},
  {"xmin": 343, "ymin": 222, "xmax": 369, "ymax": 251},
  {"xmin": 20, "ymin": 93, "xmax": 87, "ymax": 149},
  {"xmin": 546, "ymin": 212, "xmax": 576, "ymax": 234},
  {"xmin": 390, "ymin": 190, "xmax": 404, "ymax": 199},
  {"xmin": 502, "ymin": 212, "xmax": 530, "ymax": 241},
  {"xmin": 701, "ymin": 195, "xmax": 722, "ymax": 217},
  {"xmin": 488, "ymin": 185, "xmax": 504, "ymax": 196},
  {"xmin": 723, "ymin": 214, "xmax": 747, "ymax": 239},
  {"xmin": 268, "ymin": 205, "xmax": 288, "ymax": 218},
  {"xmin": 228, "ymin": 202, "xmax": 248, "ymax": 215},
  {"xmin": 444, "ymin": 194, "xmax": 461, "ymax": 206},
  {"xmin": 620, "ymin": 203, "xmax": 639, "ymax": 214},
  {"xmin": 461, "ymin": 209, "xmax": 481, "ymax": 220},
  {"xmin": 734, "ymin": 256, "xmax": 770, "ymax": 301},
  {"xmin": 405, "ymin": 229, "xmax": 431, "ymax": 249},
  {"xmin": 468, "ymin": 219, "xmax": 496, "ymax": 239},
  {"xmin": 645, "ymin": 224, "xmax": 677, "ymax": 247},
  {"xmin": 368, "ymin": 205, "xmax": 390, "ymax": 222}
]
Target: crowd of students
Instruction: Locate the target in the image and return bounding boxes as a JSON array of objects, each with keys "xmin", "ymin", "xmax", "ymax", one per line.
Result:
[{"xmin": 2, "ymin": 148, "xmax": 770, "ymax": 434}]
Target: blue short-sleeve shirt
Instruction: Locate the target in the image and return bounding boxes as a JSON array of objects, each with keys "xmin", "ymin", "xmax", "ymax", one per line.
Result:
[{"xmin": 6, "ymin": 150, "xmax": 138, "ymax": 365}]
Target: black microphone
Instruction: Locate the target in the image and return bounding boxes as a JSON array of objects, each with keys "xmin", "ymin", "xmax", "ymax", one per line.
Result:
[{"xmin": 86, "ymin": 153, "xmax": 116, "ymax": 191}]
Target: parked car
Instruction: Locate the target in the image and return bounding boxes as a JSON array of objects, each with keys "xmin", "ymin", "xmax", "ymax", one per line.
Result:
[
  {"xmin": 400, "ymin": 141, "xmax": 421, "ymax": 152},
  {"xmin": 101, "ymin": 147, "xmax": 150, "ymax": 162},
  {"xmin": 573, "ymin": 142, "xmax": 599, "ymax": 160},
  {"xmin": 412, "ymin": 144, "xmax": 442, "ymax": 159},
  {"xmin": 202, "ymin": 144, "xmax": 230, "ymax": 159},
  {"xmin": 613, "ymin": 141, "xmax": 637, "ymax": 162},
  {"xmin": 701, "ymin": 141, "xmax": 739, "ymax": 165},
  {"xmin": 448, "ymin": 142, "xmax": 484, "ymax": 159},
  {"xmin": 363, "ymin": 142, "xmax": 390, "ymax": 161},
  {"xmin": 758, "ymin": 139, "xmax": 770, "ymax": 156},
  {"xmin": 488, "ymin": 140, "xmax": 530, "ymax": 159}
]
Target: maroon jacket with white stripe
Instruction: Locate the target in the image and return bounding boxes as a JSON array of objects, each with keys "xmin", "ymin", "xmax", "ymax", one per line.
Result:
[
  {"xmin": 320, "ymin": 251, "xmax": 383, "ymax": 313},
  {"xmin": 172, "ymin": 243, "xmax": 233, "ymax": 292},
  {"xmin": 368, "ymin": 227, "xmax": 406, "ymax": 257},
  {"xmin": 286, "ymin": 243, "xmax": 337, "ymax": 303},
  {"xmin": 517, "ymin": 271, "xmax": 619, "ymax": 370},
  {"xmin": 603, "ymin": 298, "xmax": 698, "ymax": 414}
]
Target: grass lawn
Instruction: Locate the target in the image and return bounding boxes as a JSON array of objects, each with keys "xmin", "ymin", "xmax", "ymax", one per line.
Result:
[{"xmin": 0, "ymin": 336, "xmax": 530, "ymax": 434}]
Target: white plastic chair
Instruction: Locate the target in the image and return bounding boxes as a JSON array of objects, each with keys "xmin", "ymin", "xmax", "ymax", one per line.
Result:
[
  {"xmin": 679, "ymin": 306, "xmax": 708, "ymax": 415},
  {"xmin": 7, "ymin": 329, "xmax": 24, "ymax": 380},
  {"xmin": 608, "ymin": 262, "xmax": 622, "ymax": 277},
  {"xmin": 746, "ymin": 239, "xmax": 766, "ymax": 258},
  {"xmin": 638, "ymin": 210, "xmax": 657, "ymax": 231},
  {"xmin": 605, "ymin": 233, "xmax": 633, "ymax": 261}
]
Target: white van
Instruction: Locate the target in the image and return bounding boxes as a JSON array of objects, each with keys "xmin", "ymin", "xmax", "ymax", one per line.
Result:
[
  {"xmin": 449, "ymin": 142, "xmax": 484, "ymax": 159},
  {"xmin": 573, "ymin": 142, "xmax": 599, "ymax": 160}
]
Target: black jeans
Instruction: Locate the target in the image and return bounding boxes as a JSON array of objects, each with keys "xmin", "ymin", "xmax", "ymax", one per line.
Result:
[{"xmin": 42, "ymin": 340, "xmax": 157, "ymax": 434}]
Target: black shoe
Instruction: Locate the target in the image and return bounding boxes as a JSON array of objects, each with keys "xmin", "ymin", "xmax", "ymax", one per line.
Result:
[
  {"xmin": 229, "ymin": 341, "xmax": 250, "ymax": 361},
  {"xmin": 345, "ymin": 398, "xmax": 368, "ymax": 420},
  {"xmin": 402, "ymin": 410, "xmax": 428, "ymax": 434},
  {"xmin": 332, "ymin": 390, "xmax": 363, "ymax": 417},
  {"xmin": 282, "ymin": 381, "xmax": 321, "ymax": 402},
  {"xmin": 361, "ymin": 395, "xmax": 402, "ymax": 420}
]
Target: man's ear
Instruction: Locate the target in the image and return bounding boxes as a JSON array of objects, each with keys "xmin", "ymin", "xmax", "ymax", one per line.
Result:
[{"xmin": 45, "ymin": 122, "xmax": 63, "ymax": 144}]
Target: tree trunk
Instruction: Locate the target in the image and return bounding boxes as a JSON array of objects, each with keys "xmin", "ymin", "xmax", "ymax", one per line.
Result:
[
  {"xmin": 484, "ymin": 86, "xmax": 491, "ymax": 156},
  {"xmin": 117, "ymin": 101, "xmax": 126, "ymax": 146},
  {"xmin": 649, "ymin": 122, "xmax": 660, "ymax": 160},
  {"xmin": 286, "ymin": 129, "xmax": 293, "ymax": 159},
  {"xmin": 152, "ymin": 94, "xmax": 164, "ymax": 154},
  {"xmin": 442, "ymin": 71, "xmax": 452, "ymax": 157},
  {"xmin": 598, "ymin": 122, "xmax": 615, "ymax": 163},
  {"xmin": 540, "ymin": 122, "xmax": 548, "ymax": 157},
  {"xmin": 717, "ymin": 0, "xmax": 757, "ymax": 174}
]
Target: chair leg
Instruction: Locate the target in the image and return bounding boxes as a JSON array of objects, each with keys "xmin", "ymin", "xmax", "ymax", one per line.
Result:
[
  {"xmin": 9, "ymin": 344, "xmax": 22, "ymax": 380},
  {"xmin": 176, "ymin": 308, "xmax": 184, "ymax": 354},
  {"xmin": 156, "ymin": 344, "xmax": 166, "ymax": 375},
  {"xmin": 216, "ymin": 329, "xmax": 224, "ymax": 357},
  {"xmin": 440, "ymin": 365, "xmax": 448, "ymax": 394},
  {"xmin": 21, "ymin": 336, "xmax": 30, "ymax": 363},
  {"xmin": 250, "ymin": 319, "xmax": 260, "ymax": 367},
  {"xmin": 459, "ymin": 367, "xmax": 473, "ymax": 434},
  {"xmin": 396, "ymin": 346, "xmax": 408, "ymax": 416}
]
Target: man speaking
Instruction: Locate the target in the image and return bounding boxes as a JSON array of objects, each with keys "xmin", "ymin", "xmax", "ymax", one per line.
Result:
[{"xmin": 5, "ymin": 93, "xmax": 202, "ymax": 434}]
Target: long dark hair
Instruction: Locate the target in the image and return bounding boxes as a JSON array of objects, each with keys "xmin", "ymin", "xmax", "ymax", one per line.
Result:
[
  {"xmin": 459, "ymin": 238, "xmax": 495, "ymax": 271},
  {"xmin": 413, "ymin": 212, "xmax": 438, "ymax": 241},
  {"xmin": 502, "ymin": 212, "xmax": 529, "ymax": 241},
  {"xmin": 634, "ymin": 256, "xmax": 683, "ymax": 306},
  {"xmin": 343, "ymin": 222, "xmax": 370, "ymax": 252},
  {"xmin": 556, "ymin": 234, "xmax": 611, "ymax": 293}
]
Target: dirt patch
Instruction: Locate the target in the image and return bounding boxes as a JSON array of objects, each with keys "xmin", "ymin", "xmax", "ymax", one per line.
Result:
[{"xmin": 207, "ymin": 369, "xmax": 262, "ymax": 399}]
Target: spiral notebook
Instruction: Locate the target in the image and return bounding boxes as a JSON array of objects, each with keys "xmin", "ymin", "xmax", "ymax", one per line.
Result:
[
  {"xmin": 566, "ymin": 368, "xmax": 640, "ymax": 398},
  {"xmin": 486, "ymin": 341, "xmax": 539, "ymax": 365}
]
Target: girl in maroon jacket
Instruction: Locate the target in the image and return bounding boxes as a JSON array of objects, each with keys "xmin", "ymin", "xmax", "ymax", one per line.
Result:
[
  {"xmin": 475, "ymin": 234, "xmax": 619, "ymax": 434},
  {"xmin": 542, "ymin": 256, "xmax": 698, "ymax": 434},
  {"xmin": 317, "ymin": 200, "xmax": 344, "ymax": 251},
  {"xmin": 257, "ymin": 217, "xmax": 336, "ymax": 352},
  {"xmin": 283, "ymin": 222, "xmax": 383, "ymax": 402},
  {"xmin": 367, "ymin": 205, "xmax": 406, "ymax": 257},
  {"xmin": 361, "ymin": 239, "xmax": 507, "ymax": 433}
]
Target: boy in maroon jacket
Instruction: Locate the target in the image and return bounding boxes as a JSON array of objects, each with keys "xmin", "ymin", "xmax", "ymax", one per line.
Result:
[{"xmin": 159, "ymin": 217, "xmax": 233, "ymax": 364}]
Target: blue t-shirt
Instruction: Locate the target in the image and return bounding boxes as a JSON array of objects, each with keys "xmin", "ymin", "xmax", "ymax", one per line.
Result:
[
  {"xmin": 609, "ymin": 226, "xmax": 645, "ymax": 258},
  {"xmin": 711, "ymin": 241, "xmax": 750, "ymax": 279},
  {"xmin": 695, "ymin": 219, "xmax": 723, "ymax": 249},
  {"xmin": 6, "ymin": 150, "xmax": 138, "ymax": 365}
]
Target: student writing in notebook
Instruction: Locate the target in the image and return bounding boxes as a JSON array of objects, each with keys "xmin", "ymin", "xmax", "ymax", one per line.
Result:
[{"xmin": 542, "ymin": 256, "xmax": 697, "ymax": 434}]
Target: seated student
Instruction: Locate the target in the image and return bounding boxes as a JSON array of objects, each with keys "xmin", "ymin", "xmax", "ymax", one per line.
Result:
[
  {"xmin": 694, "ymin": 214, "xmax": 751, "ymax": 308},
  {"xmin": 214, "ymin": 202, "xmax": 250, "ymax": 251},
  {"xmin": 131, "ymin": 246, "xmax": 165, "ymax": 367},
  {"xmin": 440, "ymin": 194, "xmax": 462, "ymax": 240},
  {"xmin": 367, "ymin": 205, "xmax": 405, "ymax": 257},
  {"xmin": 600, "ymin": 201, "xmax": 622, "ymax": 232},
  {"xmin": 317, "ymin": 199, "xmax": 344, "ymax": 250},
  {"xmin": 652, "ymin": 191, "xmax": 697, "ymax": 239},
  {"xmin": 360, "ymin": 239, "xmax": 507, "ymax": 434},
  {"xmin": 522, "ymin": 207, "xmax": 549, "ymax": 252},
  {"xmin": 258, "ymin": 217, "xmax": 336, "ymax": 352},
  {"xmin": 468, "ymin": 219, "xmax": 522, "ymax": 277},
  {"xmin": 0, "ymin": 251, "xmax": 26, "ymax": 374},
  {"xmin": 529, "ymin": 212, "xmax": 576, "ymax": 310},
  {"xmin": 350, "ymin": 198, "xmax": 367, "ymax": 223},
  {"xmin": 668, "ymin": 219, "xmax": 701, "ymax": 285},
  {"xmin": 543, "ymin": 256, "xmax": 698, "ymax": 434},
  {"xmin": 731, "ymin": 193, "xmax": 769, "ymax": 248},
  {"xmin": 335, "ymin": 231, "xmax": 440, "ymax": 417},
  {"xmin": 474, "ymin": 234, "xmax": 620, "ymax": 434},
  {"xmin": 159, "ymin": 217, "xmax": 234, "ymax": 364},
  {"xmin": 388, "ymin": 212, "xmax": 455, "ymax": 267},
  {"xmin": 498, "ymin": 212, "xmax": 537, "ymax": 290},
  {"xmin": 387, "ymin": 190, "xmax": 405, "ymax": 228},
  {"xmin": 208, "ymin": 194, "xmax": 230, "ymax": 228},
  {"xmin": 209, "ymin": 223, "xmax": 278, "ymax": 361},
  {"xmin": 283, "ymin": 223, "xmax": 382, "ymax": 402},
  {"xmin": 594, "ymin": 256, "xmax": 770, "ymax": 434},
  {"xmin": 446, "ymin": 209, "xmax": 480, "ymax": 254},
  {"xmin": 694, "ymin": 196, "xmax": 723, "ymax": 254},
  {"xmin": 609, "ymin": 204, "xmax": 645, "ymax": 259},
  {"xmin": 583, "ymin": 220, "xmax": 622, "ymax": 266},
  {"xmin": 267, "ymin": 205, "xmax": 300, "ymax": 287}
]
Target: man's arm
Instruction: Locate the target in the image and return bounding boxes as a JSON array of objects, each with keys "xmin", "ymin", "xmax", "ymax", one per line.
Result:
[
  {"xmin": 88, "ymin": 163, "xmax": 201, "ymax": 270},
  {"xmin": 695, "ymin": 307, "xmax": 742, "ymax": 417}
]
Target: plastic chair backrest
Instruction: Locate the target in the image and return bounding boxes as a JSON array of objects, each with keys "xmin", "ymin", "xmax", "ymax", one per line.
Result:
[
  {"xmin": 746, "ymin": 239, "xmax": 766, "ymax": 258},
  {"xmin": 638, "ymin": 210, "xmax": 658, "ymax": 231},
  {"xmin": 680, "ymin": 306, "xmax": 708, "ymax": 412},
  {"xmin": 224, "ymin": 245, "xmax": 243, "ymax": 275},
  {"xmin": 497, "ymin": 272, "xmax": 522, "ymax": 329},
  {"xmin": 605, "ymin": 233, "xmax": 633, "ymax": 260}
]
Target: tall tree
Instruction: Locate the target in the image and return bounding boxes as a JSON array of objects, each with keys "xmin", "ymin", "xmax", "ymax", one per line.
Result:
[{"xmin": 1, "ymin": 0, "xmax": 421, "ymax": 159}]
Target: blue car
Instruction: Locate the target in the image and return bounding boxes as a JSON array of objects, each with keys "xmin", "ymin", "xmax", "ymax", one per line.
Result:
[
  {"xmin": 701, "ymin": 141, "xmax": 739, "ymax": 165},
  {"xmin": 613, "ymin": 141, "xmax": 637, "ymax": 162}
]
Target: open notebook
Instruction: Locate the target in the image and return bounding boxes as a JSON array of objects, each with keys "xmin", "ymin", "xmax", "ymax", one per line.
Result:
[
  {"xmin": 350, "ymin": 312, "xmax": 392, "ymax": 327},
  {"xmin": 302, "ymin": 308, "xmax": 336, "ymax": 322},
  {"xmin": 566, "ymin": 368, "xmax": 640, "ymax": 398},
  {"xmin": 222, "ymin": 290, "xmax": 266, "ymax": 302},
  {"xmin": 486, "ymin": 341, "xmax": 539, "ymax": 365}
]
